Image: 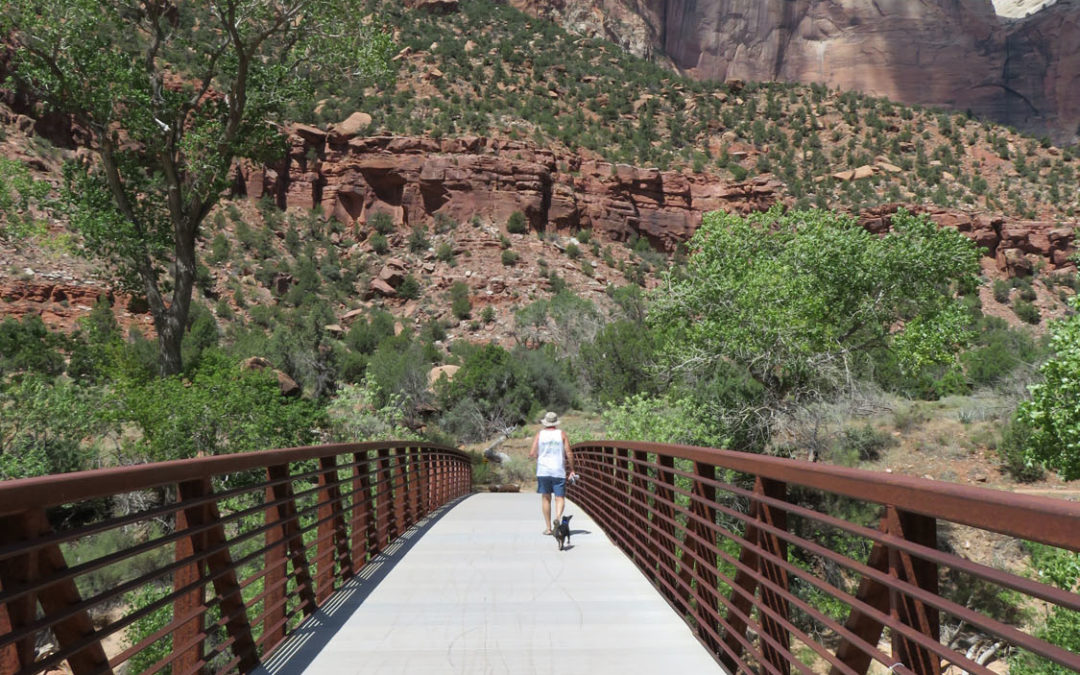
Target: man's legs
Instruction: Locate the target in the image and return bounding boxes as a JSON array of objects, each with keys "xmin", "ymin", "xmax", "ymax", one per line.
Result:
[
  {"xmin": 541, "ymin": 493, "xmax": 552, "ymax": 533},
  {"xmin": 554, "ymin": 495, "xmax": 565, "ymax": 522}
]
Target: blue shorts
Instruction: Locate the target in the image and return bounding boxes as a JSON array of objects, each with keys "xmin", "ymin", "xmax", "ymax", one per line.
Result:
[{"xmin": 537, "ymin": 476, "xmax": 566, "ymax": 496}]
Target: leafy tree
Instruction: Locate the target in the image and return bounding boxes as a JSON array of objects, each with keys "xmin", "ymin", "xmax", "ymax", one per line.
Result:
[
  {"xmin": 115, "ymin": 350, "xmax": 322, "ymax": 462},
  {"xmin": 649, "ymin": 207, "xmax": 980, "ymax": 449},
  {"xmin": 1018, "ymin": 298, "xmax": 1080, "ymax": 480},
  {"xmin": 0, "ymin": 376, "xmax": 113, "ymax": 478},
  {"xmin": 2, "ymin": 0, "xmax": 393, "ymax": 374}
]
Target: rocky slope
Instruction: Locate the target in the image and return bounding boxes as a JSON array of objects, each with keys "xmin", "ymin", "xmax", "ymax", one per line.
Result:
[
  {"xmin": 257, "ymin": 125, "xmax": 1076, "ymax": 276},
  {"xmin": 511, "ymin": 0, "xmax": 1080, "ymax": 145}
]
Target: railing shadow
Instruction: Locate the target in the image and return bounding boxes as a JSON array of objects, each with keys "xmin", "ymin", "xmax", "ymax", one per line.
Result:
[{"xmin": 253, "ymin": 493, "xmax": 473, "ymax": 675}]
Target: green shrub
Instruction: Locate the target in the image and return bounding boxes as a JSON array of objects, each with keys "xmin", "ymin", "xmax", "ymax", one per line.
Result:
[
  {"xmin": 481, "ymin": 306, "xmax": 496, "ymax": 323},
  {"xmin": 992, "ymin": 279, "xmax": 1011, "ymax": 303},
  {"xmin": 398, "ymin": 274, "xmax": 421, "ymax": 300},
  {"xmin": 1014, "ymin": 299, "xmax": 1040, "ymax": 324},
  {"xmin": 208, "ymin": 233, "xmax": 231, "ymax": 264},
  {"xmin": 998, "ymin": 416, "xmax": 1045, "ymax": 482},
  {"xmin": 575, "ymin": 229, "xmax": 592, "ymax": 244},
  {"xmin": 565, "ymin": 242, "xmax": 580, "ymax": 259},
  {"xmin": 369, "ymin": 232, "xmax": 389, "ymax": 254},
  {"xmin": 507, "ymin": 211, "xmax": 527, "ymax": 234},
  {"xmin": 371, "ymin": 212, "xmax": 395, "ymax": 235},
  {"xmin": 450, "ymin": 281, "xmax": 471, "ymax": 320},
  {"xmin": 408, "ymin": 225, "xmax": 429, "ymax": 253},
  {"xmin": 436, "ymin": 241, "xmax": 454, "ymax": 262},
  {"xmin": 501, "ymin": 249, "xmax": 519, "ymax": 266}
]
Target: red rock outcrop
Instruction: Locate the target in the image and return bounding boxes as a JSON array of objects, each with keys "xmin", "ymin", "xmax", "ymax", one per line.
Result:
[
  {"xmin": 241, "ymin": 128, "xmax": 1076, "ymax": 277},
  {"xmin": 238, "ymin": 131, "xmax": 786, "ymax": 253},
  {"xmin": 511, "ymin": 0, "xmax": 1080, "ymax": 145},
  {"xmin": 858, "ymin": 204, "xmax": 1077, "ymax": 277}
]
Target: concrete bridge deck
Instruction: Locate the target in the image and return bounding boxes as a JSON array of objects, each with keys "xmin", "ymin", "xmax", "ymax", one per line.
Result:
[{"xmin": 257, "ymin": 493, "xmax": 723, "ymax": 675}]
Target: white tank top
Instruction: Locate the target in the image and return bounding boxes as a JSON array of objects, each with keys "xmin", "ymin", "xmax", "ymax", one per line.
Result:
[{"xmin": 536, "ymin": 428, "xmax": 566, "ymax": 478}]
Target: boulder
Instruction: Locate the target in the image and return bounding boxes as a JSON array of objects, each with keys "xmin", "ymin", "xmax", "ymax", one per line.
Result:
[
  {"xmin": 428, "ymin": 364, "xmax": 460, "ymax": 387},
  {"xmin": 369, "ymin": 278, "xmax": 397, "ymax": 297},
  {"xmin": 331, "ymin": 112, "xmax": 372, "ymax": 140}
]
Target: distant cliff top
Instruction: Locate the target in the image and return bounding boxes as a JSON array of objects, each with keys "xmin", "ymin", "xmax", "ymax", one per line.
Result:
[{"xmin": 993, "ymin": 0, "xmax": 1059, "ymax": 17}]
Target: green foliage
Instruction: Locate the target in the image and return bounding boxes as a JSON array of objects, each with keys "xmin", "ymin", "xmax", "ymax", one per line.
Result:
[
  {"xmin": 961, "ymin": 317, "xmax": 1041, "ymax": 388},
  {"xmin": 370, "ymin": 212, "xmax": 395, "ymax": 235},
  {"xmin": 369, "ymin": 232, "xmax": 389, "ymax": 254},
  {"xmin": 1014, "ymin": 299, "xmax": 1041, "ymax": 324},
  {"xmin": 0, "ymin": 315, "xmax": 66, "ymax": 377},
  {"xmin": 435, "ymin": 241, "xmax": 454, "ymax": 262},
  {"xmin": 1018, "ymin": 298, "xmax": 1080, "ymax": 479},
  {"xmin": 450, "ymin": 281, "xmax": 471, "ymax": 320},
  {"xmin": 0, "ymin": 376, "xmax": 113, "ymax": 479},
  {"xmin": 506, "ymin": 211, "xmax": 527, "ymax": 234},
  {"xmin": 408, "ymin": 225, "xmax": 430, "ymax": 253},
  {"xmin": 398, "ymin": 274, "xmax": 421, "ymax": 299},
  {"xmin": 481, "ymin": 306, "xmax": 496, "ymax": 323},
  {"xmin": 993, "ymin": 279, "xmax": 1011, "ymax": 303},
  {"xmin": 501, "ymin": 249, "xmax": 519, "ymax": 266},
  {"xmin": 208, "ymin": 233, "xmax": 231, "ymax": 264},
  {"xmin": 2, "ymin": 0, "xmax": 393, "ymax": 374},
  {"xmin": 124, "ymin": 584, "xmax": 173, "ymax": 675},
  {"xmin": 1009, "ymin": 544, "xmax": 1080, "ymax": 674},
  {"xmin": 650, "ymin": 207, "xmax": 979, "ymax": 446},
  {"xmin": 115, "ymin": 350, "xmax": 323, "ymax": 462},
  {"xmin": 0, "ymin": 157, "xmax": 51, "ymax": 241},
  {"xmin": 579, "ymin": 320, "xmax": 657, "ymax": 405}
]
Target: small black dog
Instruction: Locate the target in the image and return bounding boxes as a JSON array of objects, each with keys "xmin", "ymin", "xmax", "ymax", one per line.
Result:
[{"xmin": 553, "ymin": 515, "xmax": 572, "ymax": 551}]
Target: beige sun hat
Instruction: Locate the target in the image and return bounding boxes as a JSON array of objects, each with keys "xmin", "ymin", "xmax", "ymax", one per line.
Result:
[{"xmin": 541, "ymin": 411, "xmax": 559, "ymax": 427}]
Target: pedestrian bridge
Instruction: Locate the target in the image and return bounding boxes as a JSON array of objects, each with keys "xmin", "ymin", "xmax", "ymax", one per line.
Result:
[{"xmin": 0, "ymin": 441, "xmax": 1077, "ymax": 675}]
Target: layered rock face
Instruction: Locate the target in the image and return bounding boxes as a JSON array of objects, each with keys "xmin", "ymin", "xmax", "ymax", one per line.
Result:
[
  {"xmin": 513, "ymin": 0, "xmax": 1080, "ymax": 144},
  {"xmin": 239, "ymin": 129, "xmax": 783, "ymax": 253},
  {"xmin": 238, "ymin": 127, "xmax": 1076, "ymax": 277}
]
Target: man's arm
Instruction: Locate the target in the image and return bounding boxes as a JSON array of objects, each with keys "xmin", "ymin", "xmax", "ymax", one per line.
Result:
[
  {"xmin": 528, "ymin": 432, "xmax": 539, "ymax": 459},
  {"xmin": 562, "ymin": 430, "xmax": 574, "ymax": 474}
]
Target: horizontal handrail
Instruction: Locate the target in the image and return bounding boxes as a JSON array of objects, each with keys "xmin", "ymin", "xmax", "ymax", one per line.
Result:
[
  {"xmin": 586, "ymin": 440, "xmax": 1080, "ymax": 550},
  {"xmin": 0, "ymin": 441, "xmax": 443, "ymax": 516},
  {"xmin": 0, "ymin": 442, "xmax": 473, "ymax": 675},
  {"xmin": 568, "ymin": 441, "xmax": 1080, "ymax": 675}
]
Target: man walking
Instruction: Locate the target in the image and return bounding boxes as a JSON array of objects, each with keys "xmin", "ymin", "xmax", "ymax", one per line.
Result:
[{"xmin": 528, "ymin": 411, "xmax": 575, "ymax": 534}]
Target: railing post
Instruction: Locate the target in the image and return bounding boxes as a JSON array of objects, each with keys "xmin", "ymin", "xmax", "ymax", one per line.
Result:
[
  {"xmin": 831, "ymin": 507, "xmax": 941, "ymax": 675},
  {"xmin": 263, "ymin": 479, "xmax": 287, "ymax": 651},
  {"xmin": 0, "ymin": 510, "xmax": 111, "ymax": 675},
  {"xmin": 631, "ymin": 450, "xmax": 656, "ymax": 582},
  {"xmin": 414, "ymin": 447, "xmax": 429, "ymax": 518},
  {"xmin": 720, "ymin": 476, "xmax": 790, "ymax": 673},
  {"xmin": 316, "ymin": 455, "xmax": 351, "ymax": 603},
  {"xmin": 265, "ymin": 465, "xmax": 317, "ymax": 622},
  {"xmin": 376, "ymin": 448, "xmax": 394, "ymax": 547},
  {"xmin": 173, "ymin": 498, "xmax": 206, "ymax": 675},
  {"xmin": 351, "ymin": 451, "xmax": 375, "ymax": 566},
  {"xmin": 755, "ymin": 477, "xmax": 791, "ymax": 674},
  {"xmin": 176, "ymin": 478, "xmax": 258, "ymax": 672},
  {"xmin": 888, "ymin": 508, "xmax": 941, "ymax": 675},
  {"xmin": 690, "ymin": 462, "xmax": 721, "ymax": 656},
  {"xmin": 392, "ymin": 449, "xmax": 407, "ymax": 537},
  {"xmin": 652, "ymin": 454, "xmax": 689, "ymax": 614}
]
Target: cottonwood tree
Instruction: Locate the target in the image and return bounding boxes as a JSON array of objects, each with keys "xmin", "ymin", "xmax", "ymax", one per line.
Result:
[
  {"xmin": 1018, "ymin": 297, "xmax": 1080, "ymax": 480},
  {"xmin": 2, "ymin": 0, "xmax": 392, "ymax": 374},
  {"xmin": 647, "ymin": 207, "xmax": 980, "ymax": 450}
]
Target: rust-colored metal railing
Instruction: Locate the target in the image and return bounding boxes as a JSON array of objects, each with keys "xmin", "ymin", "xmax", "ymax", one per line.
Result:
[
  {"xmin": 568, "ymin": 441, "xmax": 1080, "ymax": 675},
  {"xmin": 0, "ymin": 442, "xmax": 471, "ymax": 675}
]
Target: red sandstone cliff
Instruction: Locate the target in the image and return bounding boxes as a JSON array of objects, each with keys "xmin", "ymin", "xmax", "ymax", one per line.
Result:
[
  {"xmin": 240, "ymin": 127, "xmax": 1076, "ymax": 276},
  {"xmin": 510, "ymin": 0, "xmax": 1080, "ymax": 145}
]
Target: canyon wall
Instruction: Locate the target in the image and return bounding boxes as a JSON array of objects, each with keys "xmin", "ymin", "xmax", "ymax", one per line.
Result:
[
  {"xmin": 237, "ymin": 127, "xmax": 1077, "ymax": 276},
  {"xmin": 510, "ymin": 0, "xmax": 1080, "ymax": 145}
]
